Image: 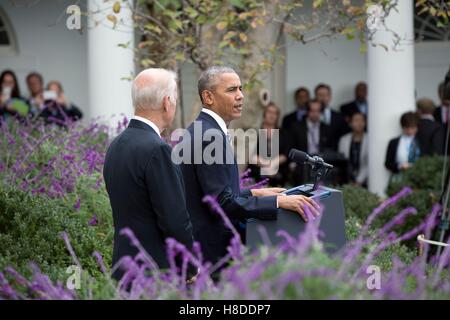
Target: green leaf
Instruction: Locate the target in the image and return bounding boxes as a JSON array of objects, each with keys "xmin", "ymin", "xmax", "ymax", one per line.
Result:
[{"xmin": 230, "ymin": 0, "xmax": 245, "ymax": 10}]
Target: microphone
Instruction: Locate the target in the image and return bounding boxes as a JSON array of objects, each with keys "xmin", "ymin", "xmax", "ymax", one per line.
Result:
[{"xmin": 288, "ymin": 149, "xmax": 334, "ymax": 169}]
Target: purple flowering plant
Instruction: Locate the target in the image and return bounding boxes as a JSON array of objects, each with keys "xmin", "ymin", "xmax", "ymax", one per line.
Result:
[{"xmin": 1, "ymin": 116, "xmax": 450, "ymax": 299}]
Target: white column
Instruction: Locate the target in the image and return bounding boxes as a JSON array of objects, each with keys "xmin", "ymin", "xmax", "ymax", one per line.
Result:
[
  {"xmin": 368, "ymin": 0, "xmax": 415, "ymax": 196},
  {"xmin": 87, "ymin": 0, "xmax": 135, "ymax": 127}
]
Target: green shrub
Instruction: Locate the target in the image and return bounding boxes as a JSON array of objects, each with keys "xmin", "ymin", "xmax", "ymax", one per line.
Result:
[
  {"xmin": 386, "ymin": 155, "xmax": 446, "ymax": 196},
  {"xmin": 0, "ymin": 174, "xmax": 113, "ymax": 281}
]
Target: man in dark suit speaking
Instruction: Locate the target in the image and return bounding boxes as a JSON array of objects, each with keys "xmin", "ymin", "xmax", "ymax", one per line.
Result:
[
  {"xmin": 178, "ymin": 66, "xmax": 319, "ymax": 271},
  {"xmin": 103, "ymin": 68, "xmax": 195, "ymax": 280}
]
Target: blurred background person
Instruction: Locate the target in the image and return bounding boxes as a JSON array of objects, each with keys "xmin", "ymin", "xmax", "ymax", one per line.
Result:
[
  {"xmin": 46, "ymin": 80, "xmax": 83, "ymax": 121},
  {"xmin": 248, "ymin": 102, "xmax": 288, "ymax": 186},
  {"xmin": 0, "ymin": 70, "xmax": 30, "ymax": 121},
  {"xmin": 434, "ymin": 82, "xmax": 450, "ymax": 126},
  {"xmin": 338, "ymin": 112, "xmax": 368, "ymax": 187},
  {"xmin": 385, "ymin": 112, "xmax": 421, "ymax": 181},
  {"xmin": 26, "ymin": 72, "xmax": 45, "ymax": 116},
  {"xmin": 434, "ymin": 82, "xmax": 450, "ymax": 155},
  {"xmin": 340, "ymin": 82, "xmax": 368, "ymax": 125},
  {"xmin": 282, "ymin": 87, "xmax": 310, "ymax": 130},
  {"xmin": 416, "ymin": 98, "xmax": 444, "ymax": 156},
  {"xmin": 288, "ymin": 99, "xmax": 332, "ymax": 185},
  {"xmin": 314, "ymin": 83, "xmax": 349, "ymax": 150}
]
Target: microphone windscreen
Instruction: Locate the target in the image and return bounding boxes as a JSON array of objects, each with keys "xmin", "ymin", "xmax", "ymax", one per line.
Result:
[{"xmin": 288, "ymin": 149, "xmax": 308, "ymax": 163}]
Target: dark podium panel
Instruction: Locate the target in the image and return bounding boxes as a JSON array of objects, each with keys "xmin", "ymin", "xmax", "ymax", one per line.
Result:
[{"xmin": 246, "ymin": 184, "xmax": 346, "ymax": 254}]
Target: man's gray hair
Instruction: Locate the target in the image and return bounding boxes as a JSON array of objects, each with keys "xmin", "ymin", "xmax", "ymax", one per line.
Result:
[
  {"xmin": 198, "ymin": 66, "xmax": 237, "ymax": 103},
  {"xmin": 132, "ymin": 68, "xmax": 177, "ymax": 111}
]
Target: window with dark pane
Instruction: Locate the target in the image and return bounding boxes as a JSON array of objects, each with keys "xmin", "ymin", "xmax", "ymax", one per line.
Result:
[{"xmin": 0, "ymin": 31, "xmax": 10, "ymax": 45}]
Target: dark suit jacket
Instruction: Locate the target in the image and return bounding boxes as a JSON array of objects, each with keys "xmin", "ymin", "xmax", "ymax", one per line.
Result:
[
  {"xmin": 282, "ymin": 110, "xmax": 306, "ymax": 131},
  {"xmin": 417, "ymin": 118, "xmax": 445, "ymax": 156},
  {"xmin": 103, "ymin": 119, "xmax": 194, "ymax": 279},
  {"xmin": 179, "ymin": 111, "xmax": 278, "ymax": 265},
  {"xmin": 288, "ymin": 119, "xmax": 333, "ymax": 154},
  {"xmin": 340, "ymin": 101, "xmax": 360, "ymax": 120},
  {"xmin": 327, "ymin": 109, "xmax": 350, "ymax": 150},
  {"xmin": 434, "ymin": 106, "xmax": 445, "ymax": 124},
  {"xmin": 385, "ymin": 137, "xmax": 420, "ymax": 174},
  {"xmin": 385, "ymin": 137, "xmax": 401, "ymax": 174}
]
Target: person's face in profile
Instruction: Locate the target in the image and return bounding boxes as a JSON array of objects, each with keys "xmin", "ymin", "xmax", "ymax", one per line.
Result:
[
  {"xmin": 308, "ymin": 102, "xmax": 322, "ymax": 123},
  {"xmin": 350, "ymin": 113, "xmax": 366, "ymax": 133},
  {"xmin": 208, "ymin": 72, "xmax": 244, "ymax": 123}
]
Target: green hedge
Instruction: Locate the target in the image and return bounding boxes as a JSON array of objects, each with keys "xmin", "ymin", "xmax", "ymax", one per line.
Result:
[{"xmin": 0, "ymin": 173, "xmax": 113, "ymax": 280}]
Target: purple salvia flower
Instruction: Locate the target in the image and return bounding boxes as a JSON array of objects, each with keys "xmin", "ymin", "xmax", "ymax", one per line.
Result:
[
  {"xmin": 60, "ymin": 231, "xmax": 82, "ymax": 269},
  {"xmin": 88, "ymin": 214, "xmax": 98, "ymax": 226},
  {"xmin": 375, "ymin": 206, "xmax": 417, "ymax": 238},
  {"xmin": 93, "ymin": 251, "xmax": 107, "ymax": 274},
  {"xmin": 359, "ymin": 186, "xmax": 413, "ymax": 239}
]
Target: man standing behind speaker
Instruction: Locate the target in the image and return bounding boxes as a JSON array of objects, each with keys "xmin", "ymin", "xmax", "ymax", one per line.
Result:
[
  {"xmin": 103, "ymin": 68, "xmax": 195, "ymax": 280},
  {"xmin": 179, "ymin": 66, "xmax": 319, "ymax": 271}
]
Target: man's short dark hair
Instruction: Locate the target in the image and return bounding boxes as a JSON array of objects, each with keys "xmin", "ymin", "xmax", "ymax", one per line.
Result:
[
  {"xmin": 306, "ymin": 99, "xmax": 323, "ymax": 112},
  {"xmin": 294, "ymin": 87, "xmax": 309, "ymax": 99},
  {"xmin": 314, "ymin": 83, "xmax": 331, "ymax": 95},
  {"xmin": 400, "ymin": 111, "xmax": 419, "ymax": 128},
  {"xmin": 26, "ymin": 72, "xmax": 43, "ymax": 85}
]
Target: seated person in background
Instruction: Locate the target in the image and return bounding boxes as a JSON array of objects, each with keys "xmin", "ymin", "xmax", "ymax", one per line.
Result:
[
  {"xmin": 340, "ymin": 82, "xmax": 368, "ymax": 125},
  {"xmin": 288, "ymin": 99, "xmax": 332, "ymax": 185},
  {"xmin": 416, "ymin": 98, "xmax": 445, "ymax": 156},
  {"xmin": 385, "ymin": 112, "xmax": 421, "ymax": 178},
  {"xmin": 282, "ymin": 87, "xmax": 310, "ymax": 130},
  {"xmin": 248, "ymin": 102, "xmax": 289, "ymax": 186},
  {"xmin": 0, "ymin": 70, "xmax": 30, "ymax": 121},
  {"xmin": 26, "ymin": 72, "xmax": 46, "ymax": 115},
  {"xmin": 47, "ymin": 81, "xmax": 83, "ymax": 121},
  {"xmin": 338, "ymin": 112, "xmax": 368, "ymax": 187}
]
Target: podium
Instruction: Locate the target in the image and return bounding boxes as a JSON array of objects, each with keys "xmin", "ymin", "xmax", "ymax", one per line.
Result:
[{"xmin": 246, "ymin": 184, "xmax": 346, "ymax": 254}]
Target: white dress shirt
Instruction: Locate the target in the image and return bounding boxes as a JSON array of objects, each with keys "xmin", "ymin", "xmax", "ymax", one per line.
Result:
[
  {"xmin": 306, "ymin": 119, "xmax": 320, "ymax": 155},
  {"xmin": 201, "ymin": 108, "xmax": 228, "ymax": 135},
  {"xmin": 133, "ymin": 115, "xmax": 161, "ymax": 138},
  {"xmin": 396, "ymin": 134, "xmax": 414, "ymax": 167}
]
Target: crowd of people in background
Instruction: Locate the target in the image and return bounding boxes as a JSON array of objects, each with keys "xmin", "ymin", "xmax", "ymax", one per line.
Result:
[
  {"xmin": 251, "ymin": 81, "xmax": 448, "ymax": 189},
  {"xmin": 0, "ymin": 69, "xmax": 83, "ymax": 125},
  {"xmin": 3, "ymin": 67, "xmax": 447, "ymax": 190}
]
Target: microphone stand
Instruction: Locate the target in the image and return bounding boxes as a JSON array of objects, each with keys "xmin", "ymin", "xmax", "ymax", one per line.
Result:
[{"xmin": 311, "ymin": 161, "xmax": 331, "ymax": 191}]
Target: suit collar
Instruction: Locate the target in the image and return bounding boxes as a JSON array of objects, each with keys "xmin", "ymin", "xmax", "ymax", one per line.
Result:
[
  {"xmin": 200, "ymin": 108, "xmax": 228, "ymax": 135},
  {"xmin": 128, "ymin": 118, "xmax": 160, "ymax": 137},
  {"xmin": 197, "ymin": 110, "xmax": 225, "ymax": 135}
]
